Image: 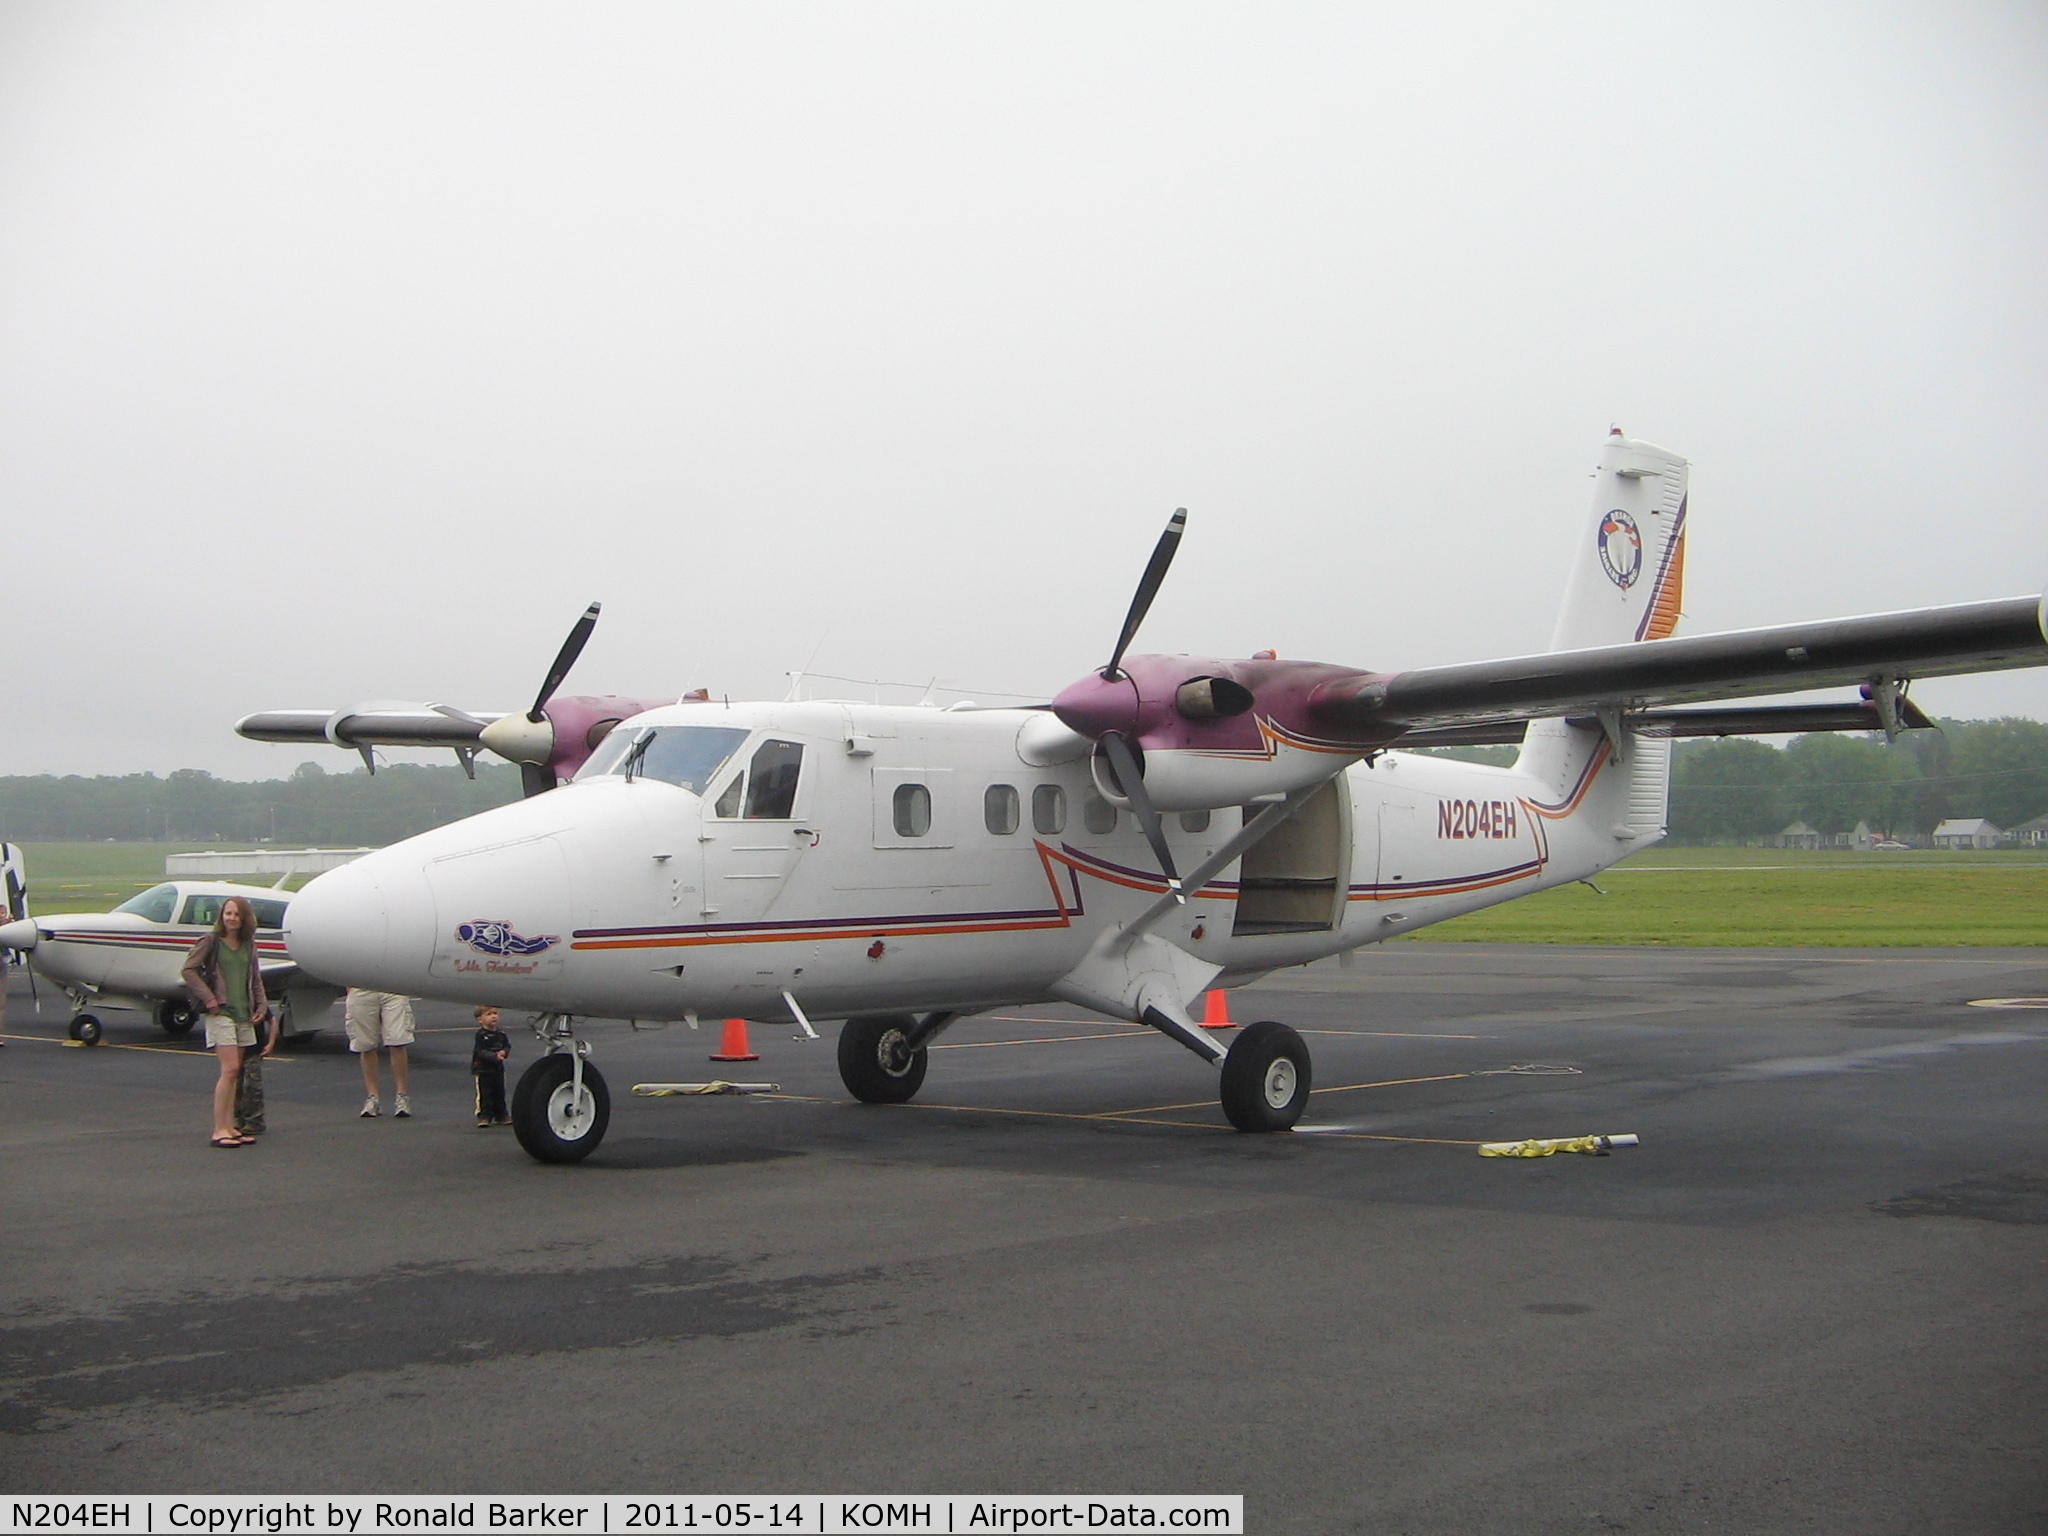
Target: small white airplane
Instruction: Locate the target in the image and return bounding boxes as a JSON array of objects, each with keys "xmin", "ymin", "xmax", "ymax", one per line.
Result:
[
  {"xmin": 240, "ymin": 432, "xmax": 2047, "ymax": 1163},
  {"xmin": 0, "ymin": 871, "xmax": 341, "ymax": 1045}
]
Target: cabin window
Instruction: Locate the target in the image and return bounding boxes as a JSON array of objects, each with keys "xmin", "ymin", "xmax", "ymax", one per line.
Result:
[
  {"xmin": 578, "ymin": 724, "xmax": 748, "ymax": 795},
  {"xmin": 1083, "ymin": 793, "xmax": 1118, "ymax": 835},
  {"xmin": 743, "ymin": 739, "xmax": 804, "ymax": 819},
  {"xmin": 893, "ymin": 783, "xmax": 933, "ymax": 838},
  {"xmin": 181, "ymin": 894, "xmax": 281, "ymax": 928},
  {"xmin": 1032, "ymin": 784, "xmax": 1067, "ymax": 836},
  {"xmin": 117, "ymin": 884, "xmax": 178, "ymax": 924},
  {"xmin": 1179, "ymin": 809, "xmax": 1211, "ymax": 833},
  {"xmin": 984, "ymin": 784, "xmax": 1020, "ymax": 835}
]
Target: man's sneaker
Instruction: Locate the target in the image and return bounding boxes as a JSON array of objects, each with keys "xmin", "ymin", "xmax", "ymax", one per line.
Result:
[
  {"xmin": 393, "ymin": 1094, "xmax": 411, "ymax": 1118},
  {"xmin": 477, "ymin": 1118, "xmax": 491, "ymax": 1129},
  {"xmin": 360, "ymin": 1096, "xmax": 380, "ymax": 1118}
]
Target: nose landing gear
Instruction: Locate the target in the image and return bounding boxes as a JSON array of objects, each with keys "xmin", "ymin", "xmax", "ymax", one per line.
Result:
[{"xmin": 511, "ymin": 1016, "xmax": 611, "ymax": 1163}]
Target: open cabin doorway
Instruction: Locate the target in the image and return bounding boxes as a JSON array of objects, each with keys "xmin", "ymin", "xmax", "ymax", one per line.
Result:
[{"xmin": 1231, "ymin": 776, "xmax": 1350, "ymax": 935}]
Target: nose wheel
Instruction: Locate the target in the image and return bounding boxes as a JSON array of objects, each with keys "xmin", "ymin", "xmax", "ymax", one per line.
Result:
[
  {"xmin": 68, "ymin": 1013, "xmax": 103, "ymax": 1047},
  {"xmin": 511, "ymin": 1052, "xmax": 611, "ymax": 1163}
]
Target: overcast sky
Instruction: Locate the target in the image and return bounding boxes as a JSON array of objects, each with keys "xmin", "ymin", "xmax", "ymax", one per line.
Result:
[{"xmin": 3, "ymin": 2, "xmax": 2043, "ymax": 779}]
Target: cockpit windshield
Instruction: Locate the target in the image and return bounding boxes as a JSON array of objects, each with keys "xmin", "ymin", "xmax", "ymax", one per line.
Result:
[
  {"xmin": 575, "ymin": 724, "xmax": 751, "ymax": 795},
  {"xmin": 116, "ymin": 884, "xmax": 179, "ymax": 924}
]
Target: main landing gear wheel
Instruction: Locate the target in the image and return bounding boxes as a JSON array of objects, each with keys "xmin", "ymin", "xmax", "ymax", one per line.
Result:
[
  {"xmin": 837, "ymin": 1014, "xmax": 928, "ymax": 1104},
  {"xmin": 511, "ymin": 1054, "xmax": 611, "ymax": 1163},
  {"xmin": 68, "ymin": 1014, "xmax": 103, "ymax": 1047},
  {"xmin": 1219, "ymin": 1021, "xmax": 1311, "ymax": 1132},
  {"xmin": 157, "ymin": 999, "xmax": 198, "ymax": 1037}
]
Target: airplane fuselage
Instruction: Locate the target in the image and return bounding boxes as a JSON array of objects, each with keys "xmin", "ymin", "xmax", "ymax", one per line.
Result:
[{"xmin": 286, "ymin": 699, "xmax": 1662, "ymax": 1023}]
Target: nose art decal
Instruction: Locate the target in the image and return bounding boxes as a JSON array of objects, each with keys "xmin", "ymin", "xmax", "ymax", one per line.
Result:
[{"xmin": 457, "ymin": 920, "xmax": 560, "ymax": 957}]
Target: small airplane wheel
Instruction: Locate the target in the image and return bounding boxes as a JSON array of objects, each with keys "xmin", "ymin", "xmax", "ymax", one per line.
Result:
[
  {"xmin": 837, "ymin": 1014, "xmax": 928, "ymax": 1104},
  {"xmin": 157, "ymin": 999, "xmax": 198, "ymax": 1037},
  {"xmin": 1219, "ymin": 1021, "xmax": 1311, "ymax": 1132},
  {"xmin": 511, "ymin": 1054, "xmax": 610, "ymax": 1164},
  {"xmin": 68, "ymin": 1014, "xmax": 104, "ymax": 1047}
]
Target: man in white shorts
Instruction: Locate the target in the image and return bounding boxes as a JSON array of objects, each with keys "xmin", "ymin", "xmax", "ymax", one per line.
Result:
[{"xmin": 345, "ymin": 988, "xmax": 415, "ymax": 1118}]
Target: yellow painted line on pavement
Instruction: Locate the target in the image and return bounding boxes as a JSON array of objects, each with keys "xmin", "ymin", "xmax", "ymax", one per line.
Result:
[{"xmin": 1100, "ymin": 1072, "xmax": 1472, "ymax": 1118}]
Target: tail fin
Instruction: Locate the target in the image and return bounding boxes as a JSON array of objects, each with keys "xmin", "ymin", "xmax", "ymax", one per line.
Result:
[
  {"xmin": 1516, "ymin": 432, "xmax": 1688, "ymax": 808},
  {"xmin": 2, "ymin": 842, "xmax": 24, "ymax": 921},
  {"xmin": 1548, "ymin": 430, "xmax": 1689, "ymax": 651}
]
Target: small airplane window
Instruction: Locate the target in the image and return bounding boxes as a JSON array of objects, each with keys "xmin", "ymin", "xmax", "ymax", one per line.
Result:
[
  {"xmin": 1179, "ymin": 810, "xmax": 1211, "ymax": 833},
  {"xmin": 1083, "ymin": 793, "xmax": 1118, "ymax": 835},
  {"xmin": 744, "ymin": 739, "xmax": 804, "ymax": 818},
  {"xmin": 984, "ymin": 784, "xmax": 1020, "ymax": 836},
  {"xmin": 893, "ymin": 782, "xmax": 932, "ymax": 838},
  {"xmin": 251, "ymin": 898, "xmax": 289, "ymax": 930},
  {"xmin": 713, "ymin": 775, "xmax": 744, "ymax": 818},
  {"xmin": 181, "ymin": 894, "xmax": 223, "ymax": 927},
  {"xmin": 1032, "ymin": 784, "xmax": 1066, "ymax": 836},
  {"xmin": 116, "ymin": 884, "xmax": 179, "ymax": 923}
]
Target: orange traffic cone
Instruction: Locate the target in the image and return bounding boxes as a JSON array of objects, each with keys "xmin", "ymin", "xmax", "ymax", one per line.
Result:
[
  {"xmin": 1201, "ymin": 989, "xmax": 1232, "ymax": 1029},
  {"xmin": 709, "ymin": 1017, "xmax": 759, "ymax": 1062}
]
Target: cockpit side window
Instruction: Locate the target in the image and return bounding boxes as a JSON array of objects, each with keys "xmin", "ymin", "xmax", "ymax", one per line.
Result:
[
  {"xmin": 743, "ymin": 739, "xmax": 804, "ymax": 819},
  {"xmin": 180, "ymin": 894, "xmax": 223, "ymax": 928},
  {"xmin": 250, "ymin": 898, "xmax": 288, "ymax": 930},
  {"xmin": 117, "ymin": 884, "xmax": 179, "ymax": 924}
]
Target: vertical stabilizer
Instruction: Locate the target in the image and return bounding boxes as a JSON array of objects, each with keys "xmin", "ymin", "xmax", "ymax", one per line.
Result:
[
  {"xmin": 2, "ymin": 842, "xmax": 24, "ymax": 921},
  {"xmin": 1517, "ymin": 432, "xmax": 1688, "ymax": 807},
  {"xmin": 1549, "ymin": 431, "xmax": 1689, "ymax": 652}
]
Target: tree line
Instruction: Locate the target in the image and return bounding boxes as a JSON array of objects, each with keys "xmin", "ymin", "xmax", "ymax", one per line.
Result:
[
  {"xmin": 2, "ymin": 717, "xmax": 2044, "ymax": 847},
  {"xmin": 0, "ymin": 760, "xmax": 522, "ymax": 846}
]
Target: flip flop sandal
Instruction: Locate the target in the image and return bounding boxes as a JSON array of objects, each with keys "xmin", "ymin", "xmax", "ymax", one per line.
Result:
[{"xmin": 210, "ymin": 1135, "xmax": 247, "ymax": 1148}]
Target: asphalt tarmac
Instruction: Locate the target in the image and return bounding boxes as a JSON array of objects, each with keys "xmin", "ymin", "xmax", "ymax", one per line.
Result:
[{"xmin": 2, "ymin": 945, "xmax": 2045, "ymax": 1534}]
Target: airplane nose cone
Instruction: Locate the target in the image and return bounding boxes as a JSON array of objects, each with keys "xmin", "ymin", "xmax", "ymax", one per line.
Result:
[
  {"xmin": 0, "ymin": 917, "xmax": 39, "ymax": 950},
  {"xmin": 285, "ymin": 854, "xmax": 433, "ymax": 991}
]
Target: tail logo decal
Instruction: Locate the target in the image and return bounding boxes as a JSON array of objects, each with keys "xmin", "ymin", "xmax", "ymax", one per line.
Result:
[{"xmin": 1597, "ymin": 511, "xmax": 1642, "ymax": 589}]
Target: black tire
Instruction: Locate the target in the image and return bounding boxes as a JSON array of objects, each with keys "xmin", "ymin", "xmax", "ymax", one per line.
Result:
[
  {"xmin": 1219, "ymin": 1020, "xmax": 1311, "ymax": 1132},
  {"xmin": 837, "ymin": 1013, "xmax": 928, "ymax": 1103},
  {"xmin": 157, "ymin": 999, "xmax": 198, "ymax": 1037},
  {"xmin": 511, "ymin": 1054, "xmax": 610, "ymax": 1163},
  {"xmin": 69, "ymin": 1014, "xmax": 103, "ymax": 1047}
]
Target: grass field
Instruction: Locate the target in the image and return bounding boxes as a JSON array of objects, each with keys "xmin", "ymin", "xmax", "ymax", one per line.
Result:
[
  {"xmin": 12, "ymin": 843, "xmax": 316, "ymax": 914},
  {"xmin": 1406, "ymin": 844, "xmax": 2048, "ymax": 946},
  {"xmin": 13, "ymin": 841, "xmax": 2045, "ymax": 947}
]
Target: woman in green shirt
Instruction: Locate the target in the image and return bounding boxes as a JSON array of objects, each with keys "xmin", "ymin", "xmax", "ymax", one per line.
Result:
[{"xmin": 181, "ymin": 896, "xmax": 272, "ymax": 1147}]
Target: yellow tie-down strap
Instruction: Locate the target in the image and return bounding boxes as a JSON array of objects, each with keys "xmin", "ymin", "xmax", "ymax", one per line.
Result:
[{"xmin": 1479, "ymin": 1132, "xmax": 1640, "ymax": 1158}]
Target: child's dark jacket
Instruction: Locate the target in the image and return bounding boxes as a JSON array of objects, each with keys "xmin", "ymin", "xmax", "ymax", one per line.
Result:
[{"xmin": 471, "ymin": 1027, "xmax": 512, "ymax": 1074}]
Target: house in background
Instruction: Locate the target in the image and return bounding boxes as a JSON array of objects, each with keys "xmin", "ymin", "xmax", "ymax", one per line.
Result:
[
  {"xmin": 1772, "ymin": 821, "xmax": 1822, "ymax": 850},
  {"xmin": 1931, "ymin": 817, "xmax": 2005, "ymax": 850},
  {"xmin": 2007, "ymin": 813, "xmax": 2048, "ymax": 848}
]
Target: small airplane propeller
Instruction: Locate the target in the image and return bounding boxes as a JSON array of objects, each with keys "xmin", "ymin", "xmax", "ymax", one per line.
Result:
[
  {"xmin": 476, "ymin": 601, "xmax": 603, "ymax": 797},
  {"xmin": 1091, "ymin": 510, "xmax": 1189, "ymax": 901},
  {"xmin": 1104, "ymin": 510, "xmax": 1185, "ymax": 681},
  {"xmin": 1098, "ymin": 728, "xmax": 1184, "ymax": 904}
]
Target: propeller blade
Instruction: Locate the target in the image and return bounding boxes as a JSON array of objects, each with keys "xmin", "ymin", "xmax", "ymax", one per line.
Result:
[
  {"xmin": 1104, "ymin": 510, "xmax": 1186, "ymax": 679},
  {"xmin": 519, "ymin": 762, "xmax": 555, "ymax": 799},
  {"xmin": 529, "ymin": 601, "xmax": 602, "ymax": 721},
  {"xmin": 1102, "ymin": 731, "xmax": 1184, "ymax": 903}
]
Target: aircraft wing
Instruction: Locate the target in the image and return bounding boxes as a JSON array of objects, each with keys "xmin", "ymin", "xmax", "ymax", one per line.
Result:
[
  {"xmin": 1313, "ymin": 594, "xmax": 2047, "ymax": 732},
  {"xmin": 235, "ymin": 708, "xmax": 502, "ymax": 748}
]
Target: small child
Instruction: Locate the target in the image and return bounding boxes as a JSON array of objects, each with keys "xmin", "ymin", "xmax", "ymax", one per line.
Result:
[{"xmin": 471, "ymin": 1005, "xmax": 512, "ymax": 1127}]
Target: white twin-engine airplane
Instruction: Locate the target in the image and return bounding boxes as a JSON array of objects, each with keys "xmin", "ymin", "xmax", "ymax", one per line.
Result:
[{"xmin": 240, "ymin": 433, "xmax": 2047, "ymax": 1163}]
